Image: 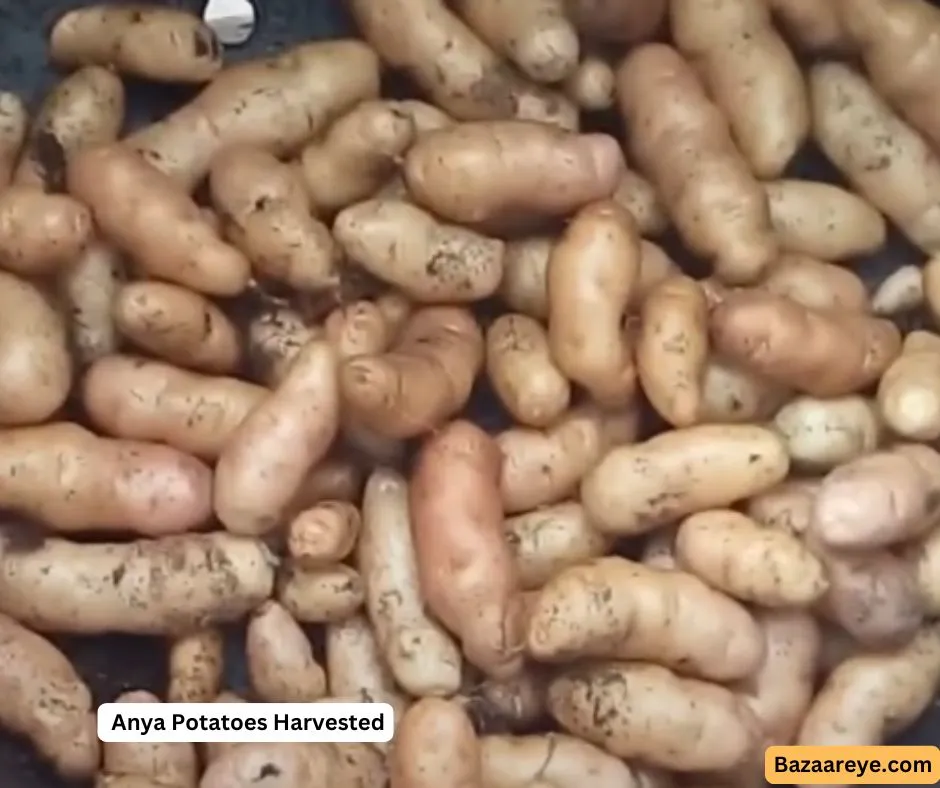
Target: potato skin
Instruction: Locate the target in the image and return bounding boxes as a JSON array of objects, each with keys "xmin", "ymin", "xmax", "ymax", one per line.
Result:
[
  {"xmin": 82, "ymin": 355, "xmax": 267, "ymax": 460},
  {"xmin": 410, "ymin": 420, "xmax": 524, "ymax": 679},
  {"xmin": 0, "ymin": 92, "xmax": 26, "ymax": 189},
  {"xmin": 563, "ymin": 54, "xmax": 616, "ymax": 112},
  {"xmin": 60, "ymin": 240, "xmax": 123, "ymax": 366},
  {"xmin": 760, "ymin": 254, "xmax": 869, "ymax": 313},
  {"xmin": 275, "ymin": 563, "xmax": 364, "ymax": 624},
  {"xmin": 247, "ymin": 600, "xmax": 326, "ymax": 702},
  {"xmin": 768, "ymin": 0, "xmax": 847, "ymax": 51},
  {"xmin": 0, "ymin": 533, "xmax": 274, "ymax": 634},
  {"xmin": 0, "ymin": 613, "xmax": 98, "ymax": 779},
  {"xmin": 167, "ymin": 629, "xmax": 224, "ymax": 703},
  {"xmin": 878, "ymin": 336, "xmax": 940, "ymax": 440}
]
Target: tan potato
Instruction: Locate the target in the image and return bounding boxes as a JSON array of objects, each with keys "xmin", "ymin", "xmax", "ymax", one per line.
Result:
[
  {"xmin": 404, "ymin": 122, "xmax": 622, "ymax": 232},
  {"xmin": 82, "ymin": 355, "xmax": 266, "ymax": 460},
  {"xmin": 340, "ymin": 306, "xmax": 484, "ymax": 439},
  {"xmin": 505, "ymin": 502, "xmax": 610, "ymax": 591},
  {"xmin": 247, "ymin": 600, "xmax": 326, "ymax": 702},
  {"xmin": 375, "ymin": 290, "xmax": 413, "ymax": 340},
  {"xmin": 300, "ymin": 100, "xmax": 416, "ymax": 214},
  {"xmin": 68, "ymin": 145, "xmax": 250, "ymax": 295},
  {"xmin": 710, "ymin": 289, "xmax": 902, "ymax": 397},
  {"xmin": 359, "ymin": 468, "xmax": 462, "ymax": 697},
  {"xmin": 167, "ymin": 629, "xmax": 224, "ymax": 703},
  {"xmin": 563, "ymin": 55, "xmax": 615, "ymax": 112},
  {"xmin": 548, "ymin": 200, "xmax": 638, "ymax": 407},
  {"xmin": 612, "ymin": 169, "xmax": 669, "ymax": 237},
  {"xmin": 59, "ymin": 240, "xmax": 123, "ymax": 366},
  {"xmin": 528, "ymin": 556, "xmax": 764, "ymax": 681},
  {"xmin": 911, "ymin": 527, "xmax": 940, "ymax": 615},
  {"xmin": 617, "ymin": 44, "xmax": 777, "ymax": 284},
  {"xmin": 811, "ymin": 62, "xmax": 940, "ymax": 254},
  {"xmin": 391, "ymin": 699, "xmax": 482, "ymax": 788},
  {"xmin": 326, "ymin": 302, "xmax": 394, "ymax": 363},
  {"xmin": 760, "ymin": 254, "xmax": 870, "ymax": 312},
  {"xmin": 0, "ymin": 532, "xmax": 274, "ymax": 634},
  {"xmin": 878, "ymin": 331, "xmax": 940, "ymax": 439},
  {"xmin": 349, "ymin": 0, "xmax": 576, "ymax": 128},
  {"xmin": 873, "ymin": 264, "xmax": 923, "ymax": 316},
  {"xmin": 245, "ymin": 304, "xmax": 320, "ymax": 386},
  {"xmin": 498, "ymin": 403, "xmax": 640, "ymax": 514},
  {"xmin": 637, "ymin": 275, "xmax": 709, "ymax": 427},
  {"xmin": 96, "ymin": 778, "xmax": 175, "ymax": 788},
  {"xmin": 699, "ymin": 357, "xmax": 791, "ymax": 423},
  {"xmin": 763, "ymin": 179, "xmax": 887, "ymax": 260},
  {"xmin": 276, "ymin": 562, "xmax": 364, "ymax": 623},
  {"xmin": 768, "ymin": 0, "xmax": 847, "ymax": 51},
  {"xmin": 0, "ymin": 92, "xmax": 26, "ymax": 188},
  {"xmin": 582, "ymin": 424, "xmax": 789, "ymax": 536},
  {"xmin": 486, "ymin": 314, "xmax": 570, "ymax": 428},
  {"xmin": 548, "ymin": 662, "xmax": 755, "ymax": 772},
  {"xmin": 675, "ymin": 509, "xmax": 828, "ymax": 607},
  {"xmin": 214, "ymin": 340, "xmax": 339, "ymax": 536},
  {"xmin": 390, "ymin": 100, "xmax": 456, "ymax": 135},
  {"xmin": 334, "ymin": 199, "xmax": 504, "ymax": 303},
  {"xmin": 772, "ymin": 394, "xmax": 881, "ymax": 471},
  {"xmin": 286, "ymin": 501, "xmax": 360, "ymax": 567},
  {"xmin": 566, "ymin": 0, "xmax": 666, "ymax": 42},
  {"xmin": 0, "ymin": 612, "xmax": 98, "ymax": 779},
  {"xmin": 746, "ymin": 478, "xmax": 821, "ymax": 537},
  {"xmin": 208, "ymin": 145, "xmax": 340, "ymax": 292}
]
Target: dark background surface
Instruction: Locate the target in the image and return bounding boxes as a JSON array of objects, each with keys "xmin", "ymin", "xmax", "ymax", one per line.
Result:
[{"xmin": 0, "ymin": 0, "xmax": 938, "ymax": 785}]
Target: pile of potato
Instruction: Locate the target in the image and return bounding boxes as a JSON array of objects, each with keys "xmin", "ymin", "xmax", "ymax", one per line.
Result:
[{"xmin": 4, "ymin": 0, "xmax": 940, "ymax": 786}]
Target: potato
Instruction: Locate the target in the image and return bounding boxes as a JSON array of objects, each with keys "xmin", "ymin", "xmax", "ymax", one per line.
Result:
[
  {"xmin": 505, "ymin": 502, "xmax": 610, "ymax": 591},
  {"xmin": 0, "ymin": 270, "xmax": 72, "ymax": 426},
  {"xmin": 877, "ymin": 332, "xmax": 940, "ymax": 439},
  {"xmin": 68, "ymin": 146, "xmax": 250, "ymax": 295},
  {"xmin": 617, "ymin": 44, "xmax": 777, "ymax": 284},
  {"xmin": 0, "ymin": 613, "xmax": 98, "ymax": 778},
  {"xmin": 498, "ymin": 403, "xmax": 640, "ymax": 514},
  {"xmin": 127, "ymin": 40, "xmax": 379, "ymax": 190},
  {"xmin": 391, "ymin": 699, "xmax": 482, "ymax": 788},
  {"xmin": 14, "ymin": 66, "xmax": 124, "ymax": 190},
  {"xmin": 527, "ymin": 556, "xmax": 763, "ymax": 680},
  {"xmin": 798, "ymin": 625, "xmax": 940, "ymax": 745},
  {"xmin": 0, "ymin": 532, "xmax": 274, "ymax": 634},
  {"xmin": 404, "ymin": 122, "xmax": 623, "ymax": 232},
  {"xmin": 215, "ymin": 340, "xmax": 339, "ymax": 536},
  {"xmin": 612, "ymin": 169, "xmax": 669, "ymax": 236},
  {"xmin": 246, "ymin": 304, "xmax": 320, "ymax": 386},
  {"xmin": 167, "ymin": 629, "xmax": 224, "ymax": 703},
  {"xmin": 349, "ymin": 0, "xmax": 576, "ymax": 128},
  {"xmin": 391, "ymin": 100, "xmax": 456, "ymax": 135},
  {"xmin": 709, "ymin": 289, "xmax": 901, "ymax": 397},
  {"xmin": 565, "ymin": 0, "xmax": 666, "ymax": 42},
  {"xmin": 772, "ymin": 394, "xmax": 881, "ymax": 471},
  {"xmin": 0, "ymin": 92, "xmax": 26, "ymax": 188},
  {"xmin": 82, "ymin": 355, "xmax": 266, "ymax": 460},
  {"xmin": 481, "ymin": 733, "xmax": 670, "ymax": 788},
  {"xmin": 563, "ymin": 55, "xmax": 616, "ymax": 112},
  {"xmin": 548, "ymin": 662, "xmax": 754, "ymax": 771},
  {"xmin": 768, "ymin": 0, "xmax": 847, "ymax": 51},
  {"xmin": 699, "ymin": 357, "xmax": 790, "ymax": 423},
  {"xmin": 811, "ymin": 62, "xmax": 940, "ymax": 254},
  {"xmin": 760, "ymin": 254, "xmax": 869, "ymax": 312},
  {"xmin": 375, "ymin": 290, "xmax": 414, "ymax": 340},
  {"xmin": 763, "ymin": 179, "xmax": 887, "ymax": 260},
  {"xmin": 0, "ymin": 185, "xmax": 92, "ymax": 276},
  {"xmin": 59, "ymin": 240, "xmax": 123, "ymax": 366},
  {"xmin": 286, "ymin": 501, "xmax": 360, "ymax": 567},
  {"xmin": 911, "ymin": 526, "xmax": 940, "ymax": 615},
  {"xmin": 548, "ymin": 200, "xmax": 637, "ymax": 406},
  {"xmin": 675, "ymin": 509, "xmax": 827, "ymax": 607},
  {"xmin": 873, "ymin": 264, "xmax": 923, "ymax": 316},
  {"xmin": 102, "ymin": 690, "xmax": 198, "ymax": 788},
  {"xmin": 340, "ymin": 306, "xmax": 483, "ymax": 439},
  {"xmin": 276, "ymin": 562, "xmax": 364, "ymax": 623},
  {"xmin": 247, "ymin": 600, "xmax": 326, "ymax": 702},
  {"xmin": 746, "ymin": 478, "xmax": 820, "ymax": 537},
  {"xmin": 582, "ymin": 424, "xmax": 789, "ymax": 536},
  {"xmin": 637, "ymin": 275, "xmax": 709, "ymax": 427},
  {"xmin": 411, "ymin": 421, "xmax": 524, "ymax": 679}
]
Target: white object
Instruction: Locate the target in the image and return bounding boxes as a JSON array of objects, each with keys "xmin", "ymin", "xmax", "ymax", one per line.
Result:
[{"xmin": 203, "ymin": 0, "xmax": 256, "ymax": 46}]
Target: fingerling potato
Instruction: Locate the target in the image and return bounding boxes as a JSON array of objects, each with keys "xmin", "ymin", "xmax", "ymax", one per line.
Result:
[
  {"xmin": 276, "ymin": 563, "xmax": 364, "ymax": 624},
  {"xmin": 167, "ymin": 629, "xmax": 224, "ymax": 703},
  {"xmin": 0, "ymin": 92, "xmax": 26, "ymax": 188},
  {"xmin": 60, "ymin": 240, "xmax": 123, "ymax": 366},
  {"xmin": 247, "ymin": 600, "xmax": 326, "ymax": 702},
  {"xmin": 391, "ymin": 699, "xmax": 482, "ymax": 788}
]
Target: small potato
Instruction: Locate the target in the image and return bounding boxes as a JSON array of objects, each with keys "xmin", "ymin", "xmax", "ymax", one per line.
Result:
[
  {"xmin": 0, "ymin": 270, "xmax": 72, "ymax": 426},
  {"xmin": 59, "ymin": 240, "xmax": 123, "ymax": 366},
  {"xmin": 637, "ymin": 275, "xmax": 709, "ymax": 427},
  {"xmin": 763, "ymin": 179, "xmax": 887, "ymax": 260},
  {"xmin": 878, "ymin": 333, "xmax": 940, "ymax": 440},
  {"xmin": 325, "ymin": 300, "xmax": 394, "ymax": 361},
  {"xmin": 247, "ymin": 600, "xmax": 326, "ymax": 702},
  {"xmin": 582, "ymin": 424, "xmax": 790, "ymax": 536},
  {"xmin": 334, "ymin": 199, "xmax": 504, "ymax": 303},
  {"xmin": 563, "ymin": 55, "xmax": 616, "ymax": 112},
  {"xmin": 548, "ymin": 662, "xmax": 754, "ymax": 772},
  {"xmin": 486, "ymin": 314, "xmax": 570, "ymax": 428},
  {"xmin": 746, "ymin": 478, "xmax": 821, "ymax": 537},
  {"xmin": 873, "ymin": 264, "xmax": 923, "ymax": 316},
  {"xmin": 0, "ymin": 612, "xmax": 98, "ymax": 779},
  {"xmin": 340, "ymin": 306, "xmax": 484, "ymax": 439},
  {"xmin": 527, "ymin": 556, "xmax": 764, "ymax": 681},
  {"xmin": 760, "ymin": 254, "xmax": 870, "ymax": 312},
  {"xmin": 612, "ymin": 169, "xmax": 669, "ymax": 237},
  {"xmin": 0, "ymin": 185, "xmax": 92, "ymax": 275},
  {"xmin": 167, "ymin": 629, "xmax": 224, "ymax": 703},
  {"xmin": 68, "ymin": 145, "xmax": 250, "ymax": 295},
  {"xmin": 288, "ymin": 458, "xmax": 363, "ymax": 513},
  {"xmin": 675, "ymin": 509, "xmax": 828, "ymax": 607},
  {"xmin": 548, "ymin": 200, "xmax": 638, "ymax": 407},
  {"xmin": 209, "ymin": 145, "xmax": 340, "ymax": 292},
  {"xmin": 699, "ymin": 357, "xmax": 791, "ymax": 424},
  {"xmin": 768, "ymin": 0, "xmax": 847, "ymax": 51},
  {"xmin": 405, "ymin": 122, "xmax": 622, "ymax": 232},
  {"xmin": 0, "ymin": 92, "xmax": 26, "ymax": 188},
  {"xmin": 286, "ymin": 501, "xmax": 360, "ymax": 567},
  {"xmin": 391, "ymin": 699, "xmax": 482, "ymax": 788},
  {"xmin": 772, "ymin": 394, "xmax": 881, "ymax": 471},
  {"xmin": 0, "ymin": 532, "xmax": 275, "ymax": 634},
  {"xmin": 505, "ymin": 502, "xmax": 610, "ymax": 591},
  {"xmin": 214, "ymin": 340, "xmax": 339, "ymax": 536},
  {"xmin": 276, "ymin": 562, "xmax": 364, "ymax": 623},
  {"xmin": 566, "ymin": 0, "xmax": 666, "ymax": 42},
  {"xmin": 82, "ymin": 355, "xmax": 266, "ymax": 460},
  {"xmin": 300, "ymin": 101, "xmax": 416, "ymax": 214},
  {"xmin": 246, "ymin": 304, "xmax": 320, "ymax": 386}
]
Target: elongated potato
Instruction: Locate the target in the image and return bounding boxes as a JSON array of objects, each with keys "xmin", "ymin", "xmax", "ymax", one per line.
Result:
[
  {"xmin": 700, "ymin": 357, "xmax": 791, "ymax": 423},
  {"xmin": 60, "ymin": 240, "xmax": 123, "ymax": 366},
  {"xmin": 612, "ymin": 168, "xmax": 668, "ymax": 236},
  {"xmin": 391, "ymin": 699, "xmax": 482, "ymax": 788},
  {"xmin": 167, "ymin": 629, "xmax": 224, "ymax": 703},
  {"xmin": 0, "ymin": 92, "xmax": 26, "ymax": 188},
  {"xmin": 878, "ymin": 332, "xmax": 940, "ymax": 440},
  {"xmin": 286, "ymin": 501, "xmax": 360, "ymax": 567},
  {"xmin": 760, "ymin": 254, "xmax": 869, "ymax": 312},
  {"xmin": 276, "ymin": 563, "xmax": 364, "ymax": 624},
  {"xmin": 0, "ymin": 533, "xmax": 274, "ymax": 634},
  {"xmin": 247, "ymin": 600, "xmax": 326, "ymax": 702},
  {"xmin": 527, "ymin": 556, "xmax": 763, "ymax": 681},
  {"xmin": 582, "ymin": 424, "xmax": 789, "ymax": 536}
]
